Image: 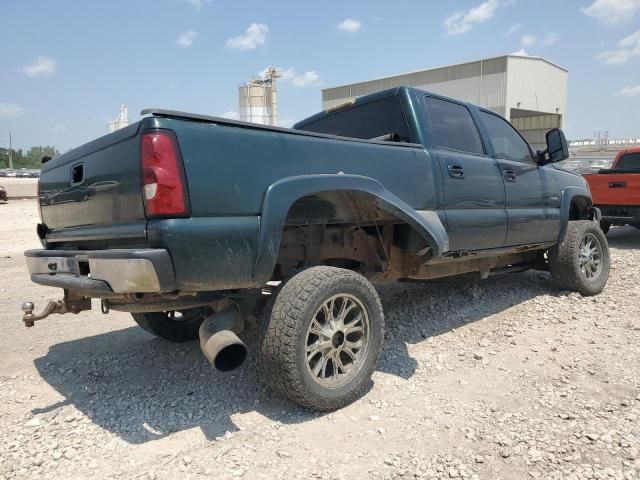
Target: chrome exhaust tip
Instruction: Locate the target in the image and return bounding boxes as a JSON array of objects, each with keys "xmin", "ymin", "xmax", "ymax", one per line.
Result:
[{"xmin": 199, "ymin": 304, "xmax": 247, "ymax": 372}]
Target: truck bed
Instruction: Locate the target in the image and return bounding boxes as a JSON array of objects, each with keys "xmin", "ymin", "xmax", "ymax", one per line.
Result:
[{"xmin": 584, "ymin": 171, "xmax": 640, "ymax": 206}]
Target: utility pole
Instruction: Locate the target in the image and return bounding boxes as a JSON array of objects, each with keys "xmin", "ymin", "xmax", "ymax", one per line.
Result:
[{"xmin": 8, "ymin": 132, "xmax": 13, "ymax": 170}]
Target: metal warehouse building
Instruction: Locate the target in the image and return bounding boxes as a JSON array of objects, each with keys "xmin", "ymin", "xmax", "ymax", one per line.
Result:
[{"xmin": 321, "ymin": 55, "xmax": 568, "ymax": 151}]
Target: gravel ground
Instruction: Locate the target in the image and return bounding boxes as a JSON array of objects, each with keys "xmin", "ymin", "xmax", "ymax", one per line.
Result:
[
  {"xmin": 0, "ymin": 178, "xmax": 38, "ymax": 199},
  {"xmin": 1, "ymin": 199, "xmax": 639, "ymax": 480}
]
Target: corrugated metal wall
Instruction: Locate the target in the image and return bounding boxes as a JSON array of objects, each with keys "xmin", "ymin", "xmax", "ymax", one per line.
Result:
[
  {"xmin": 320, "ymin": 56, "xmax": 568, "ymax": 148},
  {"xmin": 511, "ymin": 110, "xmax": 562, "ymax": 151},
  {"xmin": 505, "ymin": 57, "xmax": 567, "ymax": 120},
  {"xmin": 322, "ymin": 57, "xmax": 507, "ymax": 115}
]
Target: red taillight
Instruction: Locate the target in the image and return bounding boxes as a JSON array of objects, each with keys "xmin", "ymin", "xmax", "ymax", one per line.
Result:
[{"xmin": 140, "ymin": 131, "xmax": 189, "ymax": 217}]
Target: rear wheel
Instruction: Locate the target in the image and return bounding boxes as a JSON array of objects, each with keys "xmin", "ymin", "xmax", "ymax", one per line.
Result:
[
  {"xmin": 548, "ymin": 220, "xmax": 610, "ymax": 295},
  {"xmin": 131, "ymin": 307, "xmax": 206, "ymax": 342},
  {"xmin": 258, "ymin": 266, "xmax": 384, "ymax": 411}
]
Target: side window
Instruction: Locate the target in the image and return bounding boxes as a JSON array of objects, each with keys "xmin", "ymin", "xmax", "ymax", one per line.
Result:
[
  {"xmin": 616, "ymin": 152, "xmax": 640, "ymax": 170},
  {"xmin": 296, "ymin": 97, "xmax": 412, "ymax": 142},
  {"xmin": 423, "ymin": 96, "xmax": 484, "ymax": 156},
  {"xmin": 479, "ymin": 111, "xmax": 534, "ymax": 162}
]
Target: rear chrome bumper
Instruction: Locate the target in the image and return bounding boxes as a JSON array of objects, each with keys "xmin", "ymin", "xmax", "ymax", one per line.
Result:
[{"xmin": 25, "ymin": 249, "xmax": 175, "ymax": 295}]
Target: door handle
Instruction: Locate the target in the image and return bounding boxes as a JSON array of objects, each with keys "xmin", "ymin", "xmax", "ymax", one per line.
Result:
[
  {"xmin": 502, "ymin": 169, "xmax": 516, "ymax": 182},
  {"xmin": 447, "ymin": 165, "xmax": 465, "ymax": 179},
  {"xmin": 609, "ymin": 182, "xmax": 626, "ymax": 188}
]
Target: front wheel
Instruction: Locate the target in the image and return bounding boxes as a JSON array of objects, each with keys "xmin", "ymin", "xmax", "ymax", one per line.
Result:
[
  {"xmin": 131, "ymin": 307, "xmax": 206, "ymax": 342},
  {"xmin": 258, "ymin": 267, "xmax": 384, "ymax": 411},
  {"xmin": 548, "ymin": 220, "xmax": 610, "ymax": 295}
]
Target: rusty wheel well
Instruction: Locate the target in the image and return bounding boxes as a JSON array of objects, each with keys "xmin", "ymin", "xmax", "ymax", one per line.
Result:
[{"xmin": 274, "ymin": 191, "xmax": 430, "ymax": 279}]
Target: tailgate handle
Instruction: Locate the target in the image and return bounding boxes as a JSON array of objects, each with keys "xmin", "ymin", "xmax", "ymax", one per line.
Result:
[
  {"xmin": 609, "ymin": 181, "xmax": 626, "ymax": 188},
  {"xmin": 71, "ymin": 163, "xmax": 84, "ymax": 185}
]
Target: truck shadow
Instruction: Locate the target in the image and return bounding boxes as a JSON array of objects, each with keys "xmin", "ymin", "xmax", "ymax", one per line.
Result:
[
  {"xmin": 32, "ymin": 270, "xmax": 553, "ymax": 444},
  {"xmin": 605, "ymin": 225, "xmax": 640, "ymax": 250}
]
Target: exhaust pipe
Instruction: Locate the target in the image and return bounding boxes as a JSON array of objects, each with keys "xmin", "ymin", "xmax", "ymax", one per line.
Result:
[{"xmin": 199, "ymin": 304, "xmax": 247, "ymax": 372}]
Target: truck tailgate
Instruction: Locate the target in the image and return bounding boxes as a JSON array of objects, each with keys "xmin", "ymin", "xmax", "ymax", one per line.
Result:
[
  {"xmin": 584, "ymin": 172, "xmax": 640, "ymax": 206},
  {"xmin": 39, "ymin": 122, "xmax": 147, "ymax": 245}
]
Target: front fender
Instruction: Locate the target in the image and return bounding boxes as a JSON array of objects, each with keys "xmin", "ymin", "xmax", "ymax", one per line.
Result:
[
  {"xmin": 253, "ymin": 174, "xmax": 449, "ymax": 283},
  {"xmin": 558, "ymin": 186, "xmax": 593, "ymax": 243}
]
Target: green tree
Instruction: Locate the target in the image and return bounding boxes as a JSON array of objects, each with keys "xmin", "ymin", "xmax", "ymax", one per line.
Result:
[
  {"xmin": 22, "ymin": 146, "xmax": 59, "ymax": 168},
  {"xmin": 0, "ymin": 148, "xmax": 25, "ymax": 169}
]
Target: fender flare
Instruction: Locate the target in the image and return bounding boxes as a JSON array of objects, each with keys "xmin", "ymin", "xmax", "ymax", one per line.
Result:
[
  {"xmin": 253, "ymin": 174, "xmax": 449, "ymax": 283},
  {"xmin": 558, "ymin": 186, "xmax": 593, "ymax": 243}
]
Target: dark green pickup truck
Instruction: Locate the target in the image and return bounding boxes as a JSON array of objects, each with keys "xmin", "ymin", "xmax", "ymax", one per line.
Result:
[{"xmin": 23, "ymin": 86, "xmax": 609, "ymax": 410}]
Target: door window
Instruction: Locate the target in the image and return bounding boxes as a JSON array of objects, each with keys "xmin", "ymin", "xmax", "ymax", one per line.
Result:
[
  {"xmin": 424, "ymin": 96, "xmax": 485, "ymax": 156},
  {"xmin": 479, "ymin": 111, "xmax": 534, "ymax": 162}
]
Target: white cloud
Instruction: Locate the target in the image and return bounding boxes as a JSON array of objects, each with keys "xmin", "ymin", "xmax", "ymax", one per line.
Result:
[
  {"xmin": 444, "ymin": 0, "xmax": 510, "ymax": 35},
  {"xmin": 291, "ymin": 70, "xmax": 320, "ymax": 87},
  {"xmin": 177, "ymin": 30, "xmax": 197, "ymax": 47},
  {"xmin": 597, "ymin": 29, "xmax": 640, "ymax": 64},
  {"xmin": 220, "ymin": 111, "xmax": 240, "ymax": 120},
  {"xmin": 542, "ymin": 32, "xmax": 559, "ymax": 45},
  {"xmin": 511, "ymin": 49, "xmax": 529, "ymax": 56},
  {"xmin": 581, "ymin": 0, "xmax": 640, "ymax": 25},
  {"xmin": 504, "ymin": 23, "xmax": 521, "ymax": 36},
  {"xmin": 184, "ymin": 0, "xmax": 209, "ymax": 12},
  {"xmin": 338, "ymin": 18, "xmax": 362, "ymax": 33},
  {"xmin": 279, "ymin": 67, "xmax": 296, "ymax": 81},
  {"xmin": 226, "ymin": 23, "xmax": 268, "ymax": 51},
  {"xmin": 521, "ymin": 34, "xmax": 536, "ymax": 46},
  {"xmin": 0, "ymin": 102, "xmax": 27, "ymax": 117},
  {"xmin": 259, "ymin": 66, "xmax": 321, "ymax": 88},
  {"xmin": 17, "ymin": 57, "xmax": 56, "ymax": 77},
  {"xmin": 619, "ymin": 84, "xmax": 640, "ymax": 96}
]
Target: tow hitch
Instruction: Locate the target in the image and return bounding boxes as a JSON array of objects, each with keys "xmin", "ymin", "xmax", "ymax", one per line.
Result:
[{"xmin": 21, "ymin": 291, "xmax": 91, "ymax": 327}]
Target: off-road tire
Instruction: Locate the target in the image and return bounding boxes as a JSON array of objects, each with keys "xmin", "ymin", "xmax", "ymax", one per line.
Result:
[
  {"xmin": 548, "ymin": 220, "xmax": 610, "ymax": 296},
  {"xmin": 258, "ymin": 266, "xmax": 384, "ymax": 411},
  {"xmin": 600, "ymin": 220, "xmax": 611, "ymax": 235},
  {"xmin": 131, "ymin": 307, "xmax": 206, "ymax": 342}
]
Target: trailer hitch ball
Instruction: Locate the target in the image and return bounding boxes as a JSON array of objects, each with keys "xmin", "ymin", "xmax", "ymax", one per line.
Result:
[
  {"xmin": 20, "ymin": 295, "xmax": 92, "ymax": 328},
  {"xmin": 22, "ymin": 302, "xmax": 36, "ymax": 327}
]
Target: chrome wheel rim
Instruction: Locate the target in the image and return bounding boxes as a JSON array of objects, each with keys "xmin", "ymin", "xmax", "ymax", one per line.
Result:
[
  {"xmin": 579, "ymin": 233, "xmax": 603, "ymax": 280},
  {"xmin": 305, "ymin": 294, "xmax": 370, "ymax": 388}
]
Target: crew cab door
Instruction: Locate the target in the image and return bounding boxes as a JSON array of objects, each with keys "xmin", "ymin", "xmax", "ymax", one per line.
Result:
[
  {"xmin": 423, "ymin": 96, "xmax": 507, "ymax": 251},
  {"xmin": 477, "ymin": 110, "xmax": 560, "ymax": 246}
]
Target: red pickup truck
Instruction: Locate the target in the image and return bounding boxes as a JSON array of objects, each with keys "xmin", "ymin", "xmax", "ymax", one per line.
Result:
[{"xmin": 584, "ymin": 147, "xmax": 640, "ymax": 234}]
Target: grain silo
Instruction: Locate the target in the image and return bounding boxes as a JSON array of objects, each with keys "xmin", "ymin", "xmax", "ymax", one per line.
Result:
[
  {"xmin": 107, "ymin": 105, "xmax": 129, "ymax": 133},
  {"xmin": 239, "ymin": 67, "xmax": 280, "ymax": 126}
]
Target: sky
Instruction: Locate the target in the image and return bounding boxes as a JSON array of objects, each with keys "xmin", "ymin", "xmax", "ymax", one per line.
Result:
[{"xmin": 1, "ymin": 0, "xmax": 639, "ymax": 152}]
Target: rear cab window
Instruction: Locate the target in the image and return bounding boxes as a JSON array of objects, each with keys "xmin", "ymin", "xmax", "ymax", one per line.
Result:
[
  {"xmin": 423, "ymin": 96, "xmax": 485, "ymax": 156},
  {"xmin": 295, "ymin": 96, "xmax": 412, "ymax": 142},
  {"xmin": 616, "ymin": 152, "xmax": 640, "ymax": 170},
  {"xmin": 478, "ymin": 110, "xmax": 535, "ymax": 163}
]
